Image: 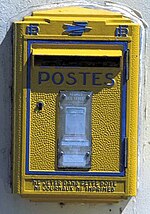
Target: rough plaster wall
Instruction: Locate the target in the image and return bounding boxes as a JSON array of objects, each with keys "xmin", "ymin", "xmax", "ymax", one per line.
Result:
[{"xmin": 0, "ymin": 0, "xmax": 149, "ymax": 214}]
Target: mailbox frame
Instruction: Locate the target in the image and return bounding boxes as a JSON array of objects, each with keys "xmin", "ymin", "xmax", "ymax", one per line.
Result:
[{"xmin": 13, "ymin": 6, "xmax": 140, "ymax": 202}]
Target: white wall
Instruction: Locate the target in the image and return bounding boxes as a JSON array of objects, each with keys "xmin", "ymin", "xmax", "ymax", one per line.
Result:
[{"xmin": 0, "ymin": 0, "xmax": 149, "ymax": 213}]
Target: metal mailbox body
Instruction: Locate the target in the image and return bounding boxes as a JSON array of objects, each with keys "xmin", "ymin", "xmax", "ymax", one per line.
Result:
[{"xmin": 13, "ymin": 7, "xmax": 140, "ymax": 202}]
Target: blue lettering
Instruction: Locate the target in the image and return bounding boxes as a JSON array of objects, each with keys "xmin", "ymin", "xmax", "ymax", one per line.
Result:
[
  {"xmin": 104, "ymin": 73, "xmax": 115, "ymax": 87},
  {"xmin": 92, "ymin": 73, "xmax": 102, "ymax": 85},
  {"xmin": 52, "ymin": 72, "xmax": 64, "ymax": 85},
  {"xmin": 79, "ymin": 72, "xmax": 90, "ymax": 85},
  {"xmin": 38, "ymin": 72, "xmax": 50, "ymax": 84},
  {"xmin": 66, "ymin": 72, "xmax": 77, "ymax": 85},
  {"xmin": 38, "ymin": 71, "xmax": 115, "ymax": 87}
]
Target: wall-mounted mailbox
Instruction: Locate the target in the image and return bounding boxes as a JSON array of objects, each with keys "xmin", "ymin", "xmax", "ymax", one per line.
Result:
[{"xmin": 13, "ymin": 7, "xmax": 140, "ymax": 202}]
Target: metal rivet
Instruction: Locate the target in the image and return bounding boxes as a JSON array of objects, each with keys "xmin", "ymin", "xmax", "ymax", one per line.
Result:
[
  {"xmin": 60, "ymin": 151, "xmax": 63, "ymax": 156},
  {"xmin": 86, "ymin": 152, "xmax": 90, "ymax": 157},
  {"xmin": 61, "ymin": 94, "xmax": 66, "ymax": 99},
  {"xmin": 86, "ymin": 94, "xmax": 91, "ymax": 100}
]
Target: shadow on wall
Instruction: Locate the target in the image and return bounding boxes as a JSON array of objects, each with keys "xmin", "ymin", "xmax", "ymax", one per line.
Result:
[{"xmin": 0, "ymin": 25, "xmax": 13, "ymax": 194}]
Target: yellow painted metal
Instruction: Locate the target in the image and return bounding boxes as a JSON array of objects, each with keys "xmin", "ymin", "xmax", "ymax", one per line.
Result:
[
  {"xmin": 13, "ymin": 7, "xmax": 140, "ymax": 202},
  {"xmin": 29, "ymin": 69, "xmax": 122, "ymax": 172},
  {"xmin": 32, "ymin": 48, "xmax": 122, "ymax": 57}
]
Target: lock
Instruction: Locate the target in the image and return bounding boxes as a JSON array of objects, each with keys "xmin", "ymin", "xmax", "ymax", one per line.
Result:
[
  {"xmin": 36, "ymin": 101, "xmax": 44, "ymax": 111},
  {"xmin": 13, "ymin": 7, "xmax": 140, "ymax": 202}
]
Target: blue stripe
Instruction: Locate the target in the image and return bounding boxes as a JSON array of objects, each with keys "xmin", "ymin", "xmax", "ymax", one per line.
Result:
[
  {"xmin": 121, "ymin": 43, "xmax": 128, "ymax": 172},
  {"xmin": 26, "ymin": 40, "xmax": 128, "ymax": 177},
  {"xmin": 26, "ymin": 43, "xmax": 31, "ymax": 172},
  {"xmin": 25, "ymin": 170, "xmax": 125, "ymax": 177}
]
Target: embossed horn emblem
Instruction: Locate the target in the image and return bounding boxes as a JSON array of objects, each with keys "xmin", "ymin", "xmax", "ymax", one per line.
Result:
[{"xmin": 63, "ymin": 21, "xmax": 92, "ymax": 36}]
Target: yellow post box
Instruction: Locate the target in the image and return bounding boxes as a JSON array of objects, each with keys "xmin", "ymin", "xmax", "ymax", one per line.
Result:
[{"xmin": 13, "ymin": 7, "xmax": 140, "ymax": 202}]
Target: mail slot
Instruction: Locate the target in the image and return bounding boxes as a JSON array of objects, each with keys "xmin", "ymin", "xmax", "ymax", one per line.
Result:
[{"xmin": 13, "ymin": 7, "xmax": 140, "ymax": 202}]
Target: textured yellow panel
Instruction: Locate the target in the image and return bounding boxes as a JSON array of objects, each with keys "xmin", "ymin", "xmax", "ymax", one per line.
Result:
[
  {"xmin": 92, "ymin": 72, "xmax": 121, "ymax": 172},
  {"xmin": 29, "ymin": 71, "xmax": 121, "ymax": 172},
  {"xmin": 30, "ymin": 93, "xmax": 57, "ymax": 171}
]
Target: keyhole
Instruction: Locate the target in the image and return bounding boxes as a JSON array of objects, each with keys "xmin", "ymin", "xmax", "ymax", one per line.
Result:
[{"xmin": 37, "ymin": 101, "xmax": 44, "ymax": 111}]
